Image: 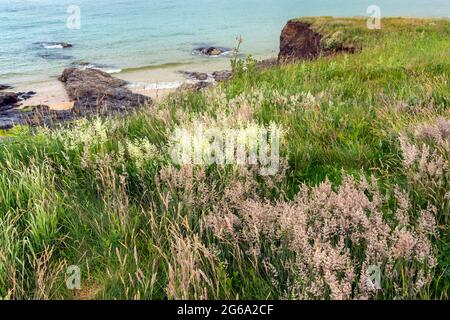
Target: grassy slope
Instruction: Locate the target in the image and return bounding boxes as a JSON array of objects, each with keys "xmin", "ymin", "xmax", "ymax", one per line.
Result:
[{"xmin": 0, "ymin": 18, "xmax": 449, "ymax": 299}]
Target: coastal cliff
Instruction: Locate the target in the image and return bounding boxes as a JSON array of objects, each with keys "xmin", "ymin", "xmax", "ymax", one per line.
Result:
[
  {"xmin": 278, "ymin": 20, "xmax": 323, "ymax": 62},
  {"xmin": 278, "ymin": 17, "xmax": 361, "ymax": 62}
]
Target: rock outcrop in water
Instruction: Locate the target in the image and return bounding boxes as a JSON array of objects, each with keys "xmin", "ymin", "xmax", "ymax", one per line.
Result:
[
  {"xmin": 194, "ymin": 46, "xmax": 231, "ymax": 57},
  {"xmin": 0, "ymin": 91, "xmax": 36, "ymax": 109},
  {"xmin": 212, "ymin": 70, "xmax": 232, "ymax": 82},
  {"xmin": 179, "ymin": 71, "xmax": 210, "ymax": 81},
  {"xmin": 0, "ymin": 84, "xmax": 13, "ymax": 91},
  {"xmin": 35, "ymin": 42, "xmax": 73, "ymax": 49},
  {"xmin": 0, "ymin": 89, "xmax": 64, "ymax": 130},
  {"xmin": 177, "ymin": 69, "xmax": 234, "ymax": 92},
  {"xmin": 180, "ymin": 70, "xmax": 232, "ymax": 83},
  {"xmin": 59, "ymin": 67, "xmax": 151, "ymax": 112},
  {"xmin": 58, "ymin": 42, "xmax": 73, "ymax": 48}
]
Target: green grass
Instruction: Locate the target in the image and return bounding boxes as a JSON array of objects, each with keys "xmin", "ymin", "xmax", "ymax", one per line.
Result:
[{"xmin": 0, "ymin": 17, "xmax": 448, "ymax": 300}]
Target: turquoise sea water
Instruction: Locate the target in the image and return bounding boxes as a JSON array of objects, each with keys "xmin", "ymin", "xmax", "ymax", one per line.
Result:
[{"xmin": 1, "ymin": 0, "xmax": 450, "ymax": 85}]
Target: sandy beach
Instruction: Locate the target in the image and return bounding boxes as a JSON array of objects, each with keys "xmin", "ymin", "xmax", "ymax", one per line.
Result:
[
  {"xmin": 15, "ymin": 81, "xmax": 74, "ymax": 110},
  {"xmin": 14, "ymin": 57, "xmax": 235, "ymax": 110}
]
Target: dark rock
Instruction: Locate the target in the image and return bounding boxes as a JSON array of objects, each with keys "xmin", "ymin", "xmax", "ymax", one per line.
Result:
[
  {"xmin": 0, "ymin": 118, "xmax": 15, "ymax": 130},
  {"xmin": 177, "ymin": 69, "xmax": 233, "ymax": 92},
  {"xmin": 179, "ymin": 63, "xmax": 271, "ymax": 87},
  {"xmin": 0, "ymin": 91, "xmax": 46, "ymax": 129},
  {"xmin": 70, "ymin": 61, "xmax": 120, "ymax": 74},
  {"xmin": 212, "ymin": 70, "xmax": 232, "ymax": 82},
  {"xmin": 178, "ymin": 81, "xmax": 213, "ymax": 92},
  {"xmin": 75, "ymin": 61, "xmax": 91, "ymax": 66},
  {"xmin": 16, "ymin": 91, "xmax": 36, "ymax": 101},
  {"xmin": 38, "ymin": 52, "xmax": 74, "ymax": 60},
  {"xmin": 204, "ymin": 47, "xmax": 222, "ymax": 56},
  {"xmin": 0, "ymin": 84, "xmax": 13, "ymax": 91},
  {"xmin": 179, "ymin": 71, "xmax": 209, "ymax": 81},
  {"xmin": 193, "ymin": 72, "xmax": 208, "ymax": 81},
  {"xmin": 194, "ymin": 46, "xmax": 231, "ymax": 56},
  {"xmin": 0, "ymin": 104, "xmax": 16, "ymax": 114},
  {"xmin": 197, "ymin": 73, "xmax": 208, "ymax": 81},
  {"xmin": 0, "ymin": 92, "xmax": 18, "ymax": 109},
  {"xmin": 59, "ymin": 67, "xmax": 151, "ymax": 112},
  {"xmin": 59, "ymin": 42, "xmax": 73, "ymax": 48},
  {"xmin": 278, "ymin": 20, "xmax": 323, "ymax": 63},
  {"xmin": 34, "ymin": 42, "xmax": 73, "ymax": 49},
  {"xmin": 70, "ymin": 61, "xmax": 95, "ymax": 68}
]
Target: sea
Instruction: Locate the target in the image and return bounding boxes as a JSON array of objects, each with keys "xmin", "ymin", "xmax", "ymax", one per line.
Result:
[{"xmin": 1, "ymin": 0, "xmax": 449, "ymax": 86}]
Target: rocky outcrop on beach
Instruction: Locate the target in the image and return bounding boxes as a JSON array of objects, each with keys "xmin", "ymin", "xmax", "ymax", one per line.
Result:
[
  {"xmin": 0, "ymin": 91, "xmax": 37, "ymax": 110},
  {"xmin": 35, "ymin": 42, "xmax": 73, "ymax": 49},
  {"xmin": 207, "ymin": 47, "xmax": 222, "ymax": 55},
  {"xmin": 0, "ymin": 91, "xmax": 24, "ymax": 130},
  {"xmin": 38, "ymin": 53, "xmax": 75, "ymax": 61},
  {"xmin": 59, "ymin": 67, "xmax": 151, "ymax": 112},
  {"xmin": 0, "ymin": 92, "xmax": 18, "ymax": 108},
  {"xmin": 197, "ymin": 47, "xmax": 223, "ymax": 56},
  {"xmin": 177, "ymin": 69, "xmax": 234, "ymax": 92},
  {"xmin": 0, "ymin": 118, "xmax": 16, "ymax": 130},
  {"xmin": 0, "ymin": 68, "xmax": 152, "ymax": 130},
  {"xmin": 180, "ymin": 70, "xmax": 233, "ymax": 83},
  {"xmin": 179, "ymin": 71, "xmax": 210, "ymax": 81},
  {"xmin": 33, "ymin": 42, "xmax": 75, "ymax": 60},
  {"xmin": 178, "ymin": 81, "xmax": 212, "ymax": 92},
  {"xmin": 58, "ymin": 42, "xmax": 73, "ymax": 48},
  {"xmin": 0, "ymin": 90, "xmax": 56, "ymax": 129},
  {"xmin": 17, "ymin": 91, "xmax": 37, "ymax": 100},
  {"xmin": 212, "ymin": 70, "xmax": 232, "ymax": 82},
  {"xmin": 0, "ymin": 84, "xmax": 13, "ymax": 91}
]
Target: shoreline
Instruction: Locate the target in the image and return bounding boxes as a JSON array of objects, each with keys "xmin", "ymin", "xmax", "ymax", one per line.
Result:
[{"xmin": 9, "ymin": 53, "xmax": 274, "ymax": 110}]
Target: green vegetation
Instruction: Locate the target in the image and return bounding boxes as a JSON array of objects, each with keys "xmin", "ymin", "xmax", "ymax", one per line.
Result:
[{"xmin": 0, "ymin": 17, "xmax": 448, "ymax": 300}]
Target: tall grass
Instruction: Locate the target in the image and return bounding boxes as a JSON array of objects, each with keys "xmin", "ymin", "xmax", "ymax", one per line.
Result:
[{"xmin": 0, "ymin": 17, "xmax": 448, "ymax": 300}]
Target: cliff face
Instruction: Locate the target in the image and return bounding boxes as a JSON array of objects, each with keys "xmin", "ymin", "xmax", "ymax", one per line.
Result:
[
  {"xmin": 278, "ymin": 20, "xmax": 322, "ymax": 63},
  {"xmin": 278, "ymin": 18, "xmax": 358, "ymax": 63}
]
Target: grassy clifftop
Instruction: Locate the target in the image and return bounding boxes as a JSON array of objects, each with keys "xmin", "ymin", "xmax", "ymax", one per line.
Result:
[
  {"xmin": 296, "ymin": 16, "xmax": 450, "ymax": 51},
  {"xmin": 0, "ymin": 18, "xmax": 449, "ymax": 299}
]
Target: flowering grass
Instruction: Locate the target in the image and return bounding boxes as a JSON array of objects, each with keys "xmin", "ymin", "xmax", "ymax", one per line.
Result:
[{"xmin": 0, "ymin": 17, "xmax": 449, "ymax": 300}]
